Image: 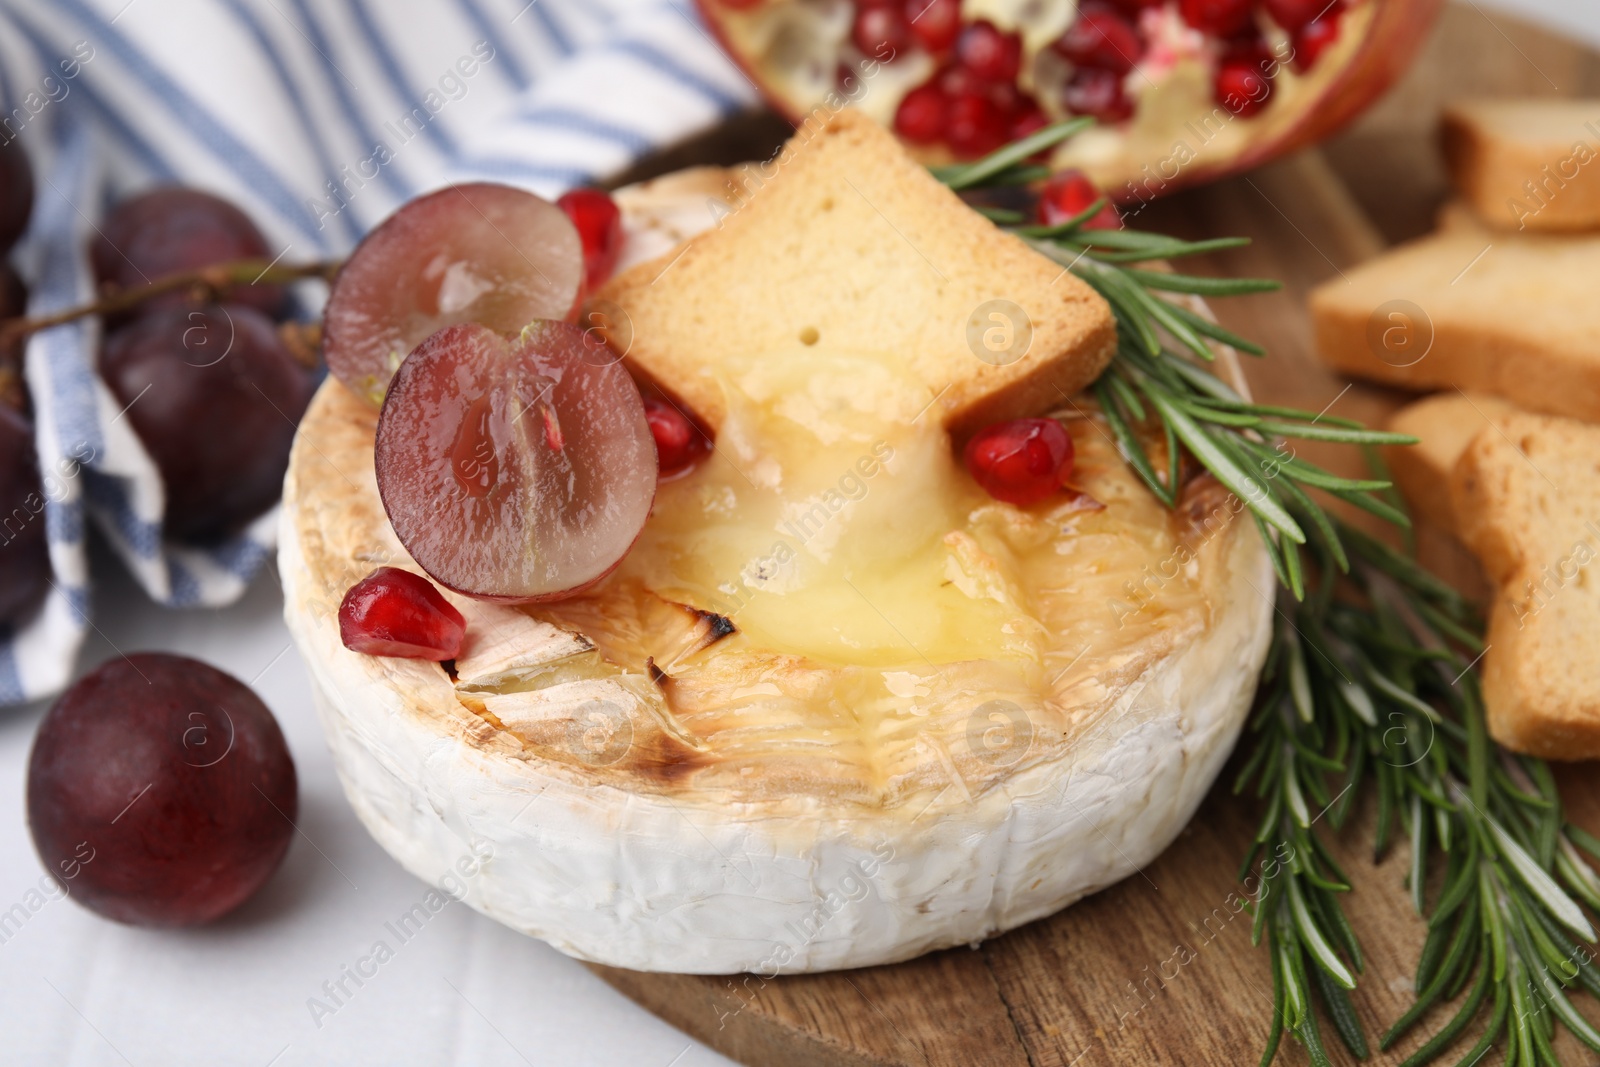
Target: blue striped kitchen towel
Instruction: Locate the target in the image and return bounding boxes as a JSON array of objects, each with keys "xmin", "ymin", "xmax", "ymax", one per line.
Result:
[{"xmin": 0, "ymin": 0, "xmax": 759, "ymax": 704}]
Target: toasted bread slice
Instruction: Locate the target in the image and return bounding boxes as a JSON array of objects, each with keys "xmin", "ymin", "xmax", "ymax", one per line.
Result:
[
  {"xmin": 1309, "ymin": 225, "xmax": 1600, "ymax": 420},
  {"xmin": 1452, "ymin": 410, "xmax": 1600, "ymax": 758},
  {"xmin": 594, "ymin": 109, "xmax": 1116, "ymax": 438},
  {"xmin": 1442, "ymin": 99, "xmax": 1600, "ymax": 232},
  {"xmin": 1384, "ymin": 391, "xmax": 1518, "ymax": 530}
]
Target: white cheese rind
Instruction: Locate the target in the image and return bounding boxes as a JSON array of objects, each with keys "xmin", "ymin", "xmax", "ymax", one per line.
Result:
[
  {"xmin": 280, "ymin": 172, "xmax": 1274, "ymax": 974},
  {"xmin": 281, "ymin": 512, "xmax": 1270, "ymax": 974}
]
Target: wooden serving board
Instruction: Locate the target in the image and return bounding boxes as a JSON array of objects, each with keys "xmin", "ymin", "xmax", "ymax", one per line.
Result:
[{"xmin": 588, "ymin": 8, "xmax": 1600, "ymax": 1065}]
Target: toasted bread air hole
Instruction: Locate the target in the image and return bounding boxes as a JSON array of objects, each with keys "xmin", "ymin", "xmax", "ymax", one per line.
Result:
[{"xmin": 798, "ymin": 326, "xmax": 820, "ymax": 346}]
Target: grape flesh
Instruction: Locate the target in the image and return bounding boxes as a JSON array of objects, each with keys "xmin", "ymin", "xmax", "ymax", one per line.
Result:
[
  {"xmin": 0, "ymin": 404, "xmax": 50, "ymax": 627},
  {"xmin": 91, "ymin": 187, "xmax": 287, "ymax": 320},
  {"xmin": 324, "ymin": 183, "xmax": 584, "ymax": 408},
  {"xmin": 27, "ymin": 653, "xmax": 297, "ymax": 927},
  {"xmin": 99, "ymin": 303, "xmax": 312, "ymax": 543},
  {"xmin": 375, "ymin": 320, "xmax": 656, "ymax": 601},
  {"xmin": 0, "ymin": 137, "xmax": 33, "ymax": 254}
]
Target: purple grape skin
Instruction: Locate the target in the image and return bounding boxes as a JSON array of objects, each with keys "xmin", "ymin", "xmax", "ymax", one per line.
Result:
[
  {"xmin": 99, "ymin": 303, "xmax": 312, "ymax": 543},
  {"xmin": 26, "ymin": 653, "xmax": 297, "ymax": 927},
  {"xmin": 1, "ymin": 262, "xmax": 26, "ymax": 379},
  {"xmin": 0, "ymin": 137, "xmax": 33, "ymax": 255},
  {"xmin": 91, "ymin": 187, "xmax": 287, "ymax": 320},
  {"xmin": 0, "ymin": 403, "xmax": 50, "ymax": 627}
]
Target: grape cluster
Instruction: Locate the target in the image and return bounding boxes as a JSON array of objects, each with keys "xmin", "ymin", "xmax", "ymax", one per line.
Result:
[
  {"xmin": 0, "ymin": 137, "xmax": 47, "ymax": 630},
  {"xmin": 92, "ymin": 187, "xmax": 312, "ymax": 543}
]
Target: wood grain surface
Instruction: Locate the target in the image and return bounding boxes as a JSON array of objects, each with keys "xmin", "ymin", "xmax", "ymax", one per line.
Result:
[{"xmin": 589, "ymin": 7, "xmax": 1600, "ymax": 1064}]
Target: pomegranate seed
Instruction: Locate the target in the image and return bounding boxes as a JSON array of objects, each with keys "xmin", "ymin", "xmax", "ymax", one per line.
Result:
[
  {"xmin": 339, "ymin": 567, "xmax": 466, "ymax": 660},
  {"xmin": 1292, "ymin": 6, "xmax": 1343, "ymax": 71},
  {"xmin": 644, "ymin": 395, "xmax": 706, "ymax": 477},
  {"xmin": 1109, "ymin": 0, "xmax": 1165, "ymax": 9},
  {"xmin": 965, "ymin": 419, "xmax": 1075, "ymax": 507},
  {"xmin": 1178, "ymin": 0, "xmax": 1255, "ymax": 37},
  {"xmin": 1010, "ymin": 102, "xmax": 1050, "ymax": 144},
  {"xmin": 1038, "ymin": 170, "xmax": 1122, "ymax": 230},
  {"xmin": 1264, "ymin": 0, "xmax": 1330, "ymax": 31},
  {"xmin": 937, "ymin": 63, "xmax": 985, "ymax": 98},
  {"xmin": 904, "ymin": 0, "xmax": 960, "ymax": 52},
  {"xmin": 894, "ymin": 83, "xmax": 948, "ymax": 142},
  {"xmin": 987, "ymin": 79, "xmax": 1025, "ymax": 117},
  {"xmin": 1054, "ymin": 4, "xmax": 1143, "ymax": 73},
  {"xmin": 853, "ymin": 6, "xmax": 909, "ymax": 56},
  {"xmin": 556, "ymin": 188, "xmax": 623, "ymax": 292},
  {"xmin": 1061, "ymin": 68, "xmax": 1134, "ymax": 124},
  {"xmin": 955, "ymin": 21, "xmax": 1022, "ymax": 83},
  {"xmin": 946, "ymin": 92, "xmax": 1008, "ymax": 158},
  {"xmin": 1215, "ymin": 41, "xmax": 1275, "ymax": 117}
]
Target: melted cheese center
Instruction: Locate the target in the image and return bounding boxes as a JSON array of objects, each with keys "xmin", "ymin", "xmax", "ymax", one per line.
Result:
[{"xmin": 620, "ymin": 347, "xmax": 1027, "ymax": 667}]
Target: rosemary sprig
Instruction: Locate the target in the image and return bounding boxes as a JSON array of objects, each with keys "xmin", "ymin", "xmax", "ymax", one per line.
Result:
[{"xmin": 943, "ymin": 121, "xmax": 1600, "ymax": 1066}]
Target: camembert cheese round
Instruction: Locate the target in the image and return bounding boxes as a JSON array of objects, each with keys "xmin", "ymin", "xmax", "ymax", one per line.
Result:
[{"xmin": 280, "ymin": 169, "xmax": 1274, "ymax": 974}]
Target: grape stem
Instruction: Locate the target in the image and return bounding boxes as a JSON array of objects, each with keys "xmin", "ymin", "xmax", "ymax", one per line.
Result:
[{"xmin": 0, "ymin": 257, "xmax": 340, "ymax": 352}]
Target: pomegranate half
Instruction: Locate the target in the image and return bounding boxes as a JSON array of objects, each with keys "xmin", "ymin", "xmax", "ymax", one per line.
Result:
[{"xmin": 694, "ymin": 0, "xmax": 1441, "ymax": 204}]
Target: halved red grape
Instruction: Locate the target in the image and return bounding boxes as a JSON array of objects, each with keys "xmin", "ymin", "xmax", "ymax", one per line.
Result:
[
  {"xmin": 0, "ymin": 137, "xmax": 34, "ymax": 255},
  {"xmin": 99, "ymin": 303, "xmax": 312, "ymax": 543},
  {"xmin": 339, "ymin": 567, "xmax": 466, "ymax": 659},
  {"xmin": 0, "ymin": 404, "xmax": 50, "ymax": 627},
  {"xmin": 324, "ymin": 183, "xmax": 583, "ymax": 408},
  {"xmin": 26, "ymin": 653, "xmax": 297, "ymax": 927},
  {"xmin": 90, "ymin": 187, "xmax": 287, "ymax": 321},
  {"xmin": 375, "ymin": 320, "xmax": 656, "ymax": 602}
]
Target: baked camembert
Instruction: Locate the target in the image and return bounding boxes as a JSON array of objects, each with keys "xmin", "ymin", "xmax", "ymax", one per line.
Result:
[{"xmin": 281, "ymin": 110, "xmax": 1271, "ymax": 974}]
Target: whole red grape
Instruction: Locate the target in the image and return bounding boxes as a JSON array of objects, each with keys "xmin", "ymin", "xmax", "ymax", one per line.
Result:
[
  {"xmin": 91, "ymin": 187, "xmax": 287, "ymax": 320},
  {"xmin": 27, "ymin": 653, "xmax": 297, "ymax": 927},
  {"xmin": 99, "ymin": 303, "xmax": 312, "ymax": 543},
  {"xmin": 0, "ymin": 137, "xmax": 34, "ymax": 255},
  {"xmin": 2, "ymin": 263, "xmax": 27, "ymax": 392},
  {"xmin": 0, "ymin": 403, "xmax": 50, "ymax": 627}
]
